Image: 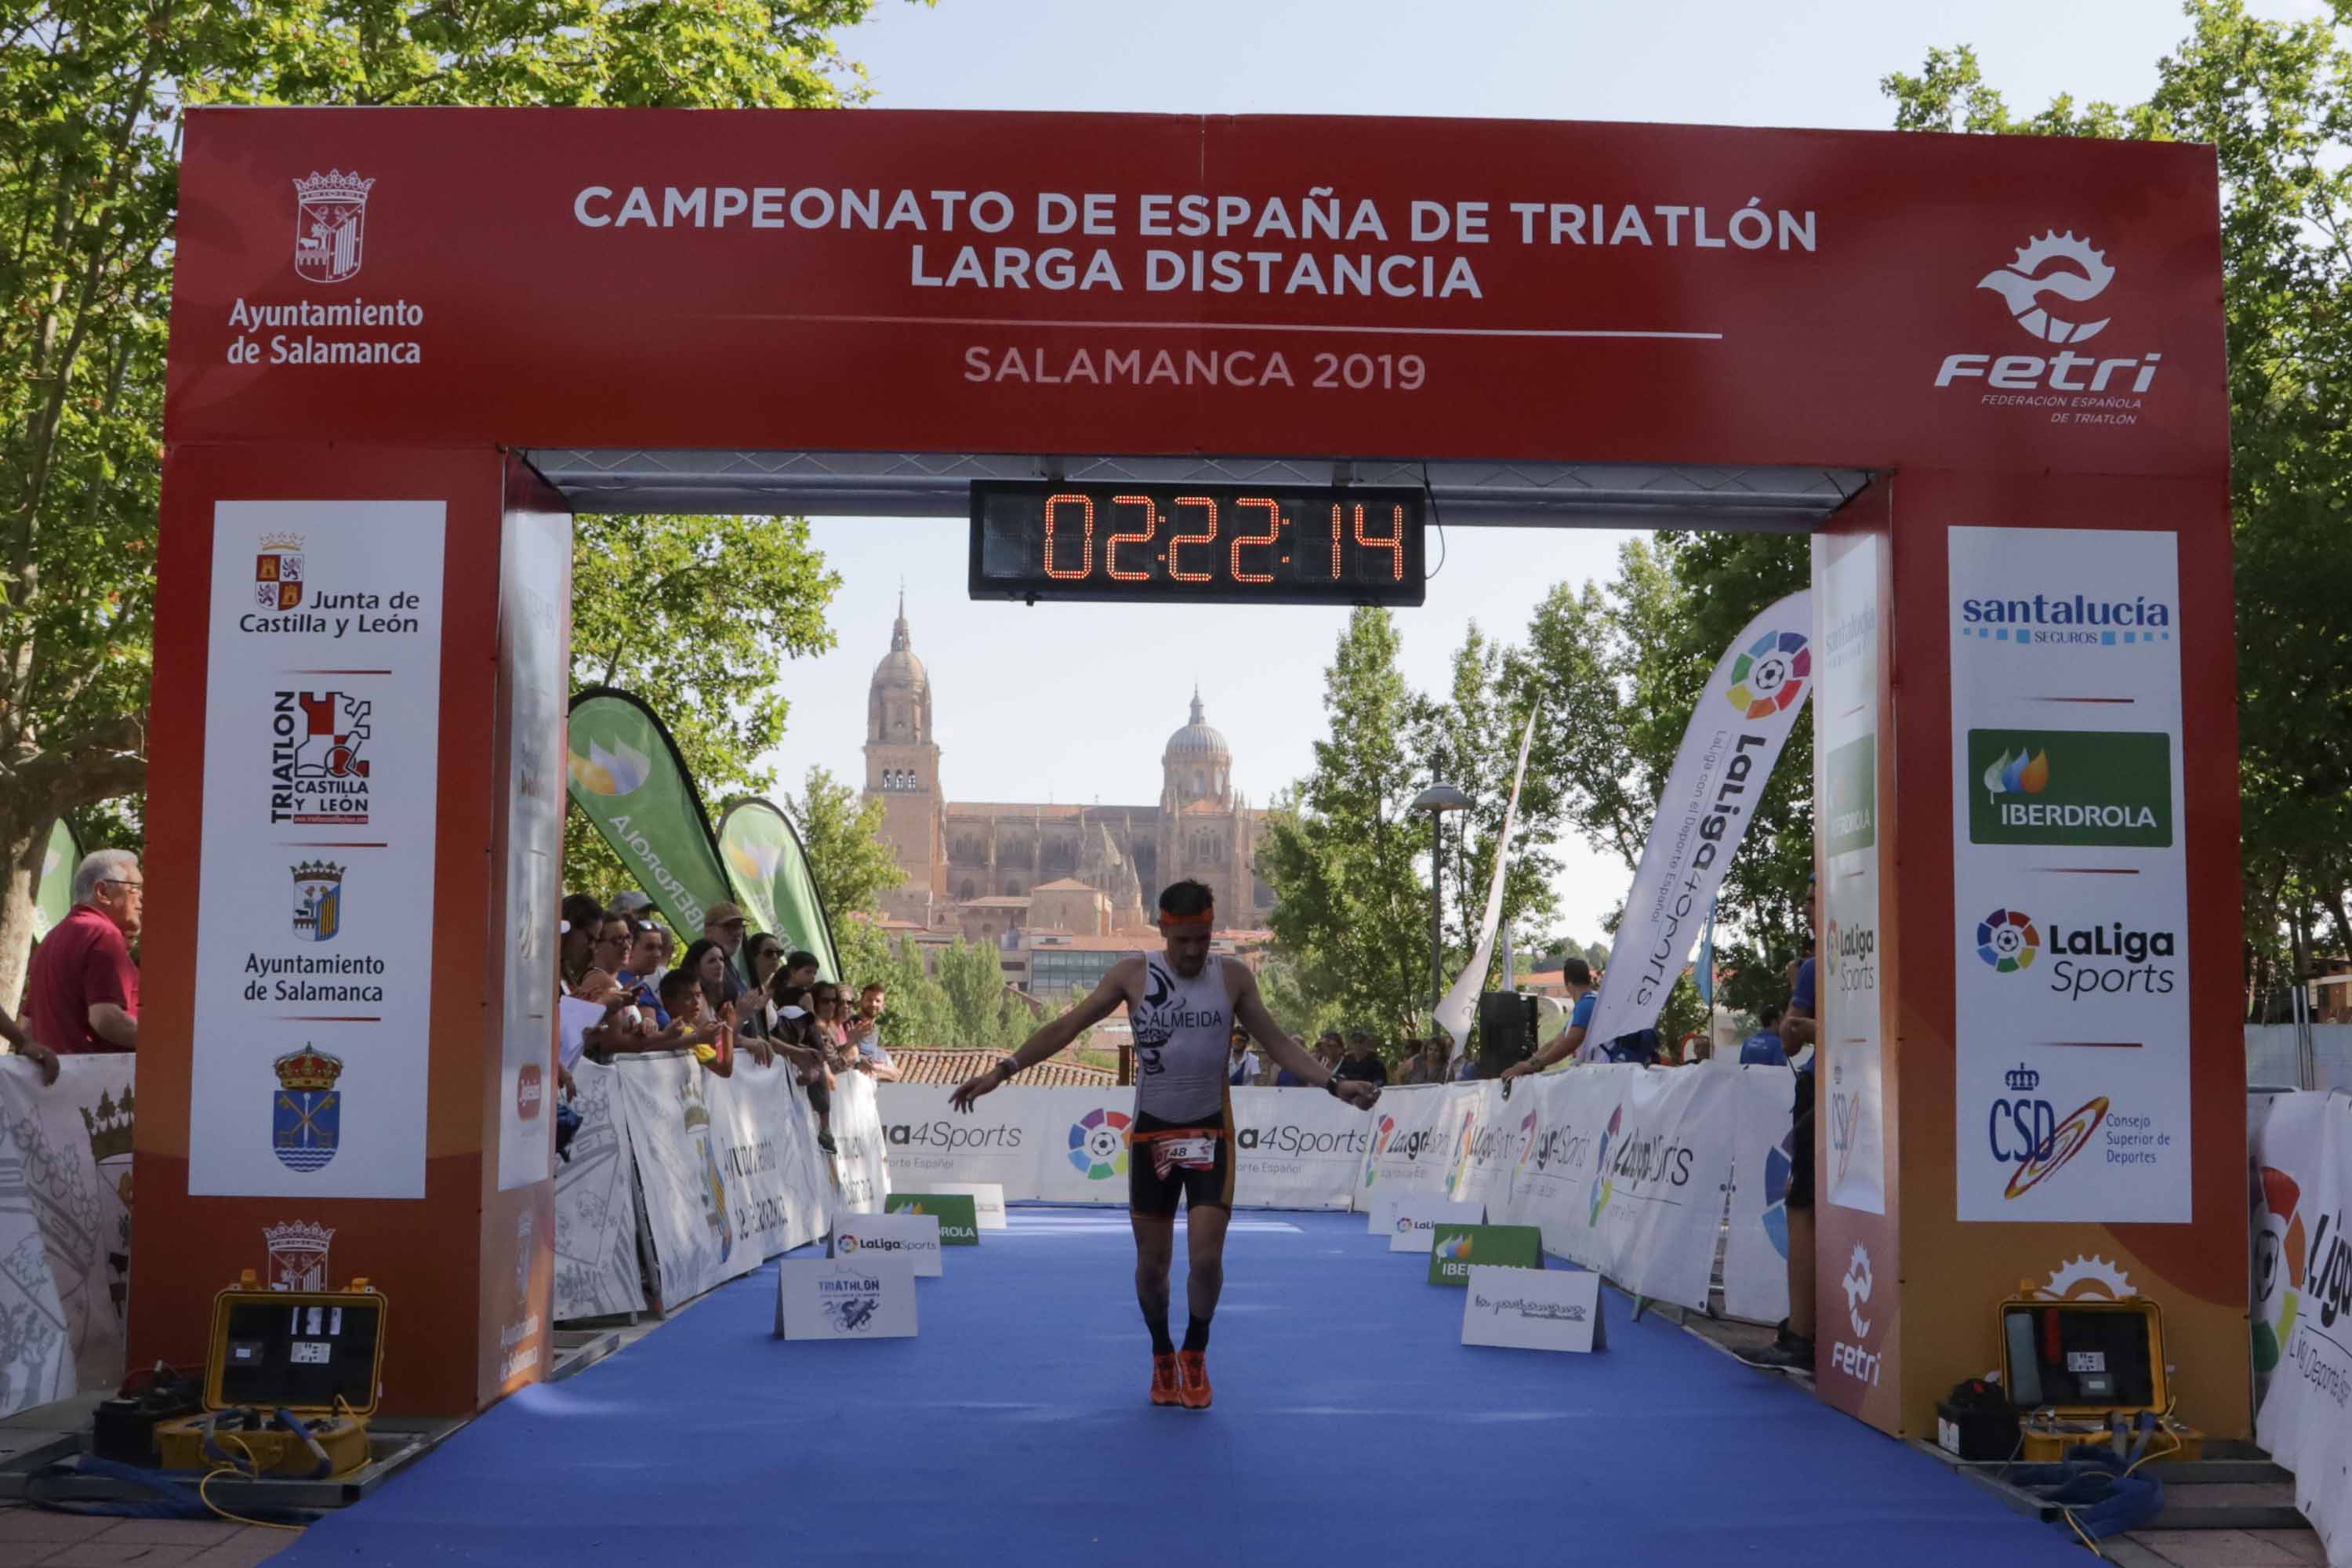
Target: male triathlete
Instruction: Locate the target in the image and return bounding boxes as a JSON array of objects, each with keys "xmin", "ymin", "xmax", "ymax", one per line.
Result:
[{"xmin": 952, "ymin": 879, "xmax": 1381, "ymax": 1410}]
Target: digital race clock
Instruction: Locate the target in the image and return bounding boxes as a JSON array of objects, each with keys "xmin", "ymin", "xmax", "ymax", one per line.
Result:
[{"xmin": 968, "ymin": 481, "xmax": 1426, "ymax": 607}]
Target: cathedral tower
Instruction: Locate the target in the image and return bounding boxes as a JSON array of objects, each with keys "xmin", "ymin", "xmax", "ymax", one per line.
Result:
[{"xmin": 864, "ymin": 591, "xmax": 944, "ymax": 924}]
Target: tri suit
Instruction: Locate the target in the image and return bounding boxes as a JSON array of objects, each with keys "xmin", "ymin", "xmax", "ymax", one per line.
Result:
[{"xmin": 1127, "ymin": 952, "xmax": 1236, "ymax": 1216}]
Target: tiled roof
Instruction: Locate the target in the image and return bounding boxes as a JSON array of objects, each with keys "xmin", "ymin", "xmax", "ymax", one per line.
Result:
[{"xmin": 890, "ymin": 1048, "xmax": 1119, "ymax": 1088}]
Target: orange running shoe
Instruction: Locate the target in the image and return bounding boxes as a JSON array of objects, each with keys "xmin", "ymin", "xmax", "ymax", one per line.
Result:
[
  {"xmin": 1150, "ymin": 1352, "xmax": 1182, "ymax": 1406},
  {"xmin": 1177, "ymin": 1349, "xmax": 1213, "ymax": 1410}
]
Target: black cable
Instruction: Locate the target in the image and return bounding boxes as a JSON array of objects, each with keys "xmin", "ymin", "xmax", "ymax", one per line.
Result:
[{"xmin": 1421, "ymin": 462, "xmax": 1446, "ymax": 581}]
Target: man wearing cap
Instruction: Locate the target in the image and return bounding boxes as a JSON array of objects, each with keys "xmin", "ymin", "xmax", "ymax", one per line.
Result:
[
  {"xmin": 953, "ymin": 880, "xmax": 1381, "ymax": 1412},
  {"xmin": 1743, "ymin": 873, "xmax": 1820, "ymax": 1373},
  {"xmin": 702, "ymin": 900, "xmax": 749, "ymax": 1004}
]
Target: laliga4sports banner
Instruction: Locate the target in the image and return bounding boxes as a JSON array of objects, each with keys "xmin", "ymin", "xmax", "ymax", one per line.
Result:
[
  {"xmin": 717, "ymin": 798, "xmax": 842, "ymax": 981},
  {"xmin": 566, "ymin": 688, "xmax": 731, "ymax": 938},
  {"xmin": 1586, "ymin": 590, "xmax": 1815, "ymax": 1053},
  {"xmin": 1356, "ymin": 1085, "xmax": 1456, "ymax": 1220}
]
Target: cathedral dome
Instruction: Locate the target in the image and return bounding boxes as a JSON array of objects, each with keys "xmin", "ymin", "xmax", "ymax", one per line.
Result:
[
  {"xmin": 1163, "ymin": 690, "xmax": 1229, "ymax": 760},
  {"xmin": 872, "ymin": 591, "xmax": 927, "ymax": 693}
]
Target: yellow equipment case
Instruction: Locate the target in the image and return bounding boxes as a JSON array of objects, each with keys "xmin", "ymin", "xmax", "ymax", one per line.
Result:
[
  {"xmin": 154, "ymin": 1273, "xmax": 385, "ymax": 1479},
  {"xmin": 1997, "ymin": 1294, "xmax": 2202, "ymax": 1463}
]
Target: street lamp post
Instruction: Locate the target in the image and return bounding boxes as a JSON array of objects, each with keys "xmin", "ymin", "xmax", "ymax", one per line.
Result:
[{"xmin": 1410, "ymin": 782, "xmax": 1474, "ymax": 1025}]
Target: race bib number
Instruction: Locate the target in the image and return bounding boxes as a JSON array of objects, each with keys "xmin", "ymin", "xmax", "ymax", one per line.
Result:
[{"xmin": 1151, "ymin": 1136, "xmax": 1218, "ymax": 1179}]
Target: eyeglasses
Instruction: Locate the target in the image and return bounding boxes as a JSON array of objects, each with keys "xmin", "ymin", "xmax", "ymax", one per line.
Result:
[{"xmin": 100, "ymin": 878, "xmax": 144, "ymax": 893}]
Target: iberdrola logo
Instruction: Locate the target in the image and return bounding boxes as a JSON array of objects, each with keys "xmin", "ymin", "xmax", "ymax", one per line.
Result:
[
  {"xmin": 725, "ymin": 836, "xmax": 782, "ymax": 885},
  {"xmin": 568, "ymin": 736, "xmax": 652, "ymax": 797},
  {"xmin": 1725, "ymin": 630, "xmax": 1811, "ymax": 721},
  {"xmin": 1982, "ymin": 746, "xmax": 2051, "ymax": 803}
]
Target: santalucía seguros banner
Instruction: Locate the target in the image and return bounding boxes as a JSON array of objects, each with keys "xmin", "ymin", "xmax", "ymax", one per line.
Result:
[{"xmin": 875, "ymin": 1066, "xmax": 1795, "ymax": 1313}]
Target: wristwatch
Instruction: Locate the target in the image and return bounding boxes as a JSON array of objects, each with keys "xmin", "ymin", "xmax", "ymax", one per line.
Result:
[
  {"xmin": 994, "ymin": 1055, "xmax": 1020, "ymax": 1083},
  {"xmin": 1324, "ymin": 1074, "xmax": 1346, "ymax": 1098}
]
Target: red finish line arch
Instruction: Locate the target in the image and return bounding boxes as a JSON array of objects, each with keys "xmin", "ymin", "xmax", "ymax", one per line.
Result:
[{"xmin": 141, "ymin": 107, "xmax": 2243, "ymax": 1438}]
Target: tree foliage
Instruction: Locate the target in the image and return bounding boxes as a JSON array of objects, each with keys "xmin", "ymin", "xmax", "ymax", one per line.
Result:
[
  {"xmin": 0, "ymin": 0, "xmax": 908, "ymax": 1003},
  {"xmin": 1884, "ymin": 2, "xmax": 2352, "ymax": 1011},
  {"xmin": 784, "ymin": 764, "xmax": 905, "ymax": 986}
]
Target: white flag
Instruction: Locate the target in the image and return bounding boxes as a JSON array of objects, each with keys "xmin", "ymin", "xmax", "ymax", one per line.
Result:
[
  {"xmin": 1434, "ymin": 703, "xmax": 1541, "ymax": 1051},
  {"xmin": 1585, "ymin": 590, "xmax": 1813, "ymax": 1054}
]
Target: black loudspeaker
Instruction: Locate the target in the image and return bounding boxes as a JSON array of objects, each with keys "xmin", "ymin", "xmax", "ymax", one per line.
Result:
[{"xmin": 1473, "ymin": 991, "xmax": 1539, "ymax": 1078}]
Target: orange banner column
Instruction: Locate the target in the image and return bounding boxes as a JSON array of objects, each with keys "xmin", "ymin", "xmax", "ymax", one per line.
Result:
[
  {"xmin": 1813, "ymin": 470, "xmax": 2248, "ymax": 1439},
  {"xmin": 134, "ymin": 446, "xmax": 570, "ymax": 1416}
]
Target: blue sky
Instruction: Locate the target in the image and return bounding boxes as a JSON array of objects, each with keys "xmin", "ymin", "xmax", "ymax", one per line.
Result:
[{"xmin": 756, "ymin": 0, "xmax": 2310, "ymax": 946}]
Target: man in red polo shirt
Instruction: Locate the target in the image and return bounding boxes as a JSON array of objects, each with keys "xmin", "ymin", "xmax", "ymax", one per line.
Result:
[{"xmin": 25, "ymin": 849, "xmax": 142, "ymax": 1057}]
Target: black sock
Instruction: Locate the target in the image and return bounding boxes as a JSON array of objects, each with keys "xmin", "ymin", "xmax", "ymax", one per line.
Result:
[
  {"xmin": 1181, "ymin": 1313, "xmax": 1210, "ymax": 1354},
  {"xmin": 1142, "ymin": 1300, "xmax": 1174, "ymax": 1356}
]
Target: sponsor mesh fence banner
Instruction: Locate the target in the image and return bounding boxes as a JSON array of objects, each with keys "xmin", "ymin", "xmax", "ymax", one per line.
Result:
[
  {"xmin": 829, "ymin": 1070, "xmax": 891, "ymax": 1218},
  {"xmin": 551, "ymin": 1058, "xmax": 647, "ymax": 1322},
  {"xmin": 2250, "ymin": 1091, "xmax": 2352, "ymax": 1560},
  {"xmin": 717, "ymin": 799, "xmax": 842, "ymax": 982},
  {"xmin": 0, "ymin": 1056, "xmax": 132, "ymax": 1418},
  {"xmin": 565, "ymin": 688, "xmax": 732, "ymax": 939},
  {"xmin": 1584, "ymin": 589, "xmax": 1814, "ymax": 1054},
  {"xmin": 872, "ymin": 1074, "xmax": 1793, "ymax": 1314}
]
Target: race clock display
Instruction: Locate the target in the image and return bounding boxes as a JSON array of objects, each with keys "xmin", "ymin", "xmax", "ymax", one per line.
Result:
[{"xmin": 969, "ymin": 481, "xmax": 1426, "ymax": 606}]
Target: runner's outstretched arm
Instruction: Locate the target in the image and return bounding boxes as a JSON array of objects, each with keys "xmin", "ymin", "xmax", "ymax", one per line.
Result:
[
  {"xmin": 1234, "ymin": 971, "xmax": 1379, "ymax": 1111},
  {"xmin": 949, "ymin": 959, "xmax": 1137, "ymax": 1112}
]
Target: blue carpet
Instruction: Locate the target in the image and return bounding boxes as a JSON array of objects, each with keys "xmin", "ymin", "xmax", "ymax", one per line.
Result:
[{"xmin": 273, "ymin": 1207, "xmax": 2085, "ymax": 1566}]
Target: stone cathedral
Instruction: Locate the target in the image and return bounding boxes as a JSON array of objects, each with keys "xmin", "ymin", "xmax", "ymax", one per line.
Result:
[{"xmin": 862, "ymin": 597, "xmax": 1272, "ymax": 936}]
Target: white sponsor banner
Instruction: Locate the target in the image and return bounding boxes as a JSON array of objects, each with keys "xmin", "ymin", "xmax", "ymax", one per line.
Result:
[
  {"xmin": 2251, "ymin": 1092, "xmax": 2352, "ymax": 1566},
  {"xmin": 1453, "ymin": 1080, "xmax": 1541, "ymax": 1221},
  {"xmin": 831, "ymin": 1211, "xmax": 942, "ymax": 1276},
  {"xmin": 1462, "ymin": 1265, "xmax": 1606, "ymax": 1354},
  {"xmin": 1816, "ymin": 529, "xmax": 1886, "ymax": 1215},
  {"xmin": 710, "ymin": 1060, "xmax": 832, "ymax": 1260},
  {"xmin": 496, "ymin": 506, "xmax": 568, "ymax": 1192},
  {"xmin": 1948, "ymin": 527, "xmax": 2190, "ymax": 1222},
  {"xmin": 777, "ymin": 1254, "xmax": 918, "ymax": 1341},
  {"xmin": 1357, "ymin": 1085, "xmax": 1454, "ymax": 1228},
  {"xmin": 612, "ymin": 1054, "xmax": 753, "ymax": 1307},
  {"xmin": 1588, "ymin": 590, "xmax": 1815, "ymax": 1053},
  {"xmin": 829, "ymin": 1070, "xmax": 891, "ymax": 1216},
  {"xmin": 552, "ymin": 1058, "xmax": 647, "ymax": 1322},
  {"xmin": 0, "ymin": 1057, "xmax": 133, "ymax": 1417},
  {"xmin": 1388, "ymin": 1197, "xmax": 1485, "ymax": 1252},
  {"xmin": 1721, "ymin": 1065, "xmax": 1799, "ymax": 1324},
  {"xmin": 1434, "ymin": 705, "xmax": 1540, "ymax": 1052},
  {"xmin": 191, "ymin": 500, "xmax": 445, "ymax": 1198},
  {"xmin": 877, "ymin": 1086, "xmax": 1036, "ymax": 1199},
  {"xmin": 1230, "ymin": 1087, "xmax": 1368, "ymax": 1210},
  {"xmin": 1495, "ymin": 1064, "xmax": 1737, "ymax": 1312}
]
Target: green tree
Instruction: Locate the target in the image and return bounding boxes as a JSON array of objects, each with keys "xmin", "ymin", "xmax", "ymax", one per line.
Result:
[
  {"xmin": 0, "ymin": 0, "xmax": 911, "ymax": 1006},
  {"xmin": 1521, "ymin": 535, "xmax": 1813, "ymax": 986},
  {"xmin": 1258, "ymin": 608, "xmax": 1432, "ymax": 1038},
  {"xmin": 935, "ymin": 935, "xmax": 1022, "ymax": 1048},
  {"xmin": 568, "ymin": 514, "xmax": 843, "ymax": 900},
  {"xmin": 1883, "ymin": 2, "xmax": 2352, "ymax": 1010},
  {"xmin": 1404, "ymin": 622, "xmax": 1564, "ymax": 997},
  {"xmin": 783, "ymin": 764, "xmax": 906, "ymax": 985}
]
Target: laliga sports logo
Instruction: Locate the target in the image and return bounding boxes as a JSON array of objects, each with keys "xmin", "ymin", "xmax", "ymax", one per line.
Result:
[
  {"xmin": 1068, "ymin": 1107, "xmax": 1131, "ymax": 1179},
  {"xmin": 1977, "ymin": 231, "xmax": 2114, "ymax": 344},
  {"xmin": 1365, "ymin": 1114, "xmax": 1396, "ymax": 1188},
  {"xmin": 1725, "ymin": 630, "xmax": 1811, "ymax": 721},
  {"xmin": 1976, "ymin": 908, "xmax": 2041, "ymax": 974},
  {"xmin": 1842, "ymin": 1242, "xmax": 1874, "ymax": 1340},
  {"xmin": 2252, "ymin": 1166, "xmax": 2310, "ymax": 1374}
]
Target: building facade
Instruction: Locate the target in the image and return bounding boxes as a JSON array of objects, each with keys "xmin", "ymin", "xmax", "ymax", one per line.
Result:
[{"xmin": 862, "ymin": 597, "xmax": 1272, "ymax": 944}]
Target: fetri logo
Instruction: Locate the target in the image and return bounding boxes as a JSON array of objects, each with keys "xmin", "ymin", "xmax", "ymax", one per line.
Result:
[
  {"xmin": 1842, "ymin": 1242, "xmax": 1875, "ymax": 1339},
  {"xmin": 1977, "ymin": 231, "xmax": 2114, "ymax": 344},
  {"xmin": 1976, "ymin": 908, "xmax": 2041, "ymax": 973},
  {"xmin": 1725, "ymin": 630, "xmax": 1811, "ymax": 720},
  {"xmin": 1067, "ymin": 1107, "xmax": 1131, "ymax": 1180}
]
